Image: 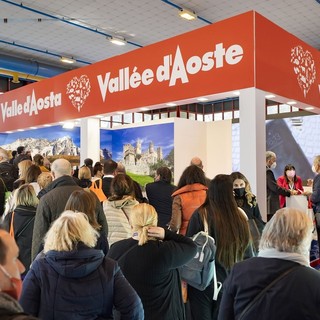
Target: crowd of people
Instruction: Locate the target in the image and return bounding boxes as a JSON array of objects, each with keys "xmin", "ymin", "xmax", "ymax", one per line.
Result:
[{"xmin": 0, "ymin": 145, "xmax": 319, "ymax": 319}]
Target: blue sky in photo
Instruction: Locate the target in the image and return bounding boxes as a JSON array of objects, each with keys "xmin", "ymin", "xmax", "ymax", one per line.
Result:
[
  {"xmin": 110, "ymin": 123, "xmax": 174, "ymax": 162},
  {"xmin": 0, "ymin": 126, "xmax": 80, "ymax": 146}
]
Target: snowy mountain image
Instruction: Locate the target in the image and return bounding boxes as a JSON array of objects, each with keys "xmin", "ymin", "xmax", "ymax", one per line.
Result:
[{"xmin": 0, "ymin": 136, "xmax": 80, "ymax": 156}]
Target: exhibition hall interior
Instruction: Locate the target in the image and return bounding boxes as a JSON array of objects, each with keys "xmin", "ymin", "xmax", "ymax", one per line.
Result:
[{"xmin": 1, "ymin": 2, "xmax": 320, "ymax": 319}]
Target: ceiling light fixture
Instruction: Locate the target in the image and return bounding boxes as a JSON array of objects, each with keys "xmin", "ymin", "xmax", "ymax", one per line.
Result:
[
  {"xmin": 233, "ymin": 91, "xmax": 240, "ymax": 96},
  {"xmin": 179, "ymin": 8, "xmax": 197, "ymax": 20},
  {"xmin": 305, "ymin": 107, "xmax": 314, "ymax": 110},
  {"xmin": 60, "ymin": 56, "xmax": 76, "ymax": 64},
  {"xmin": 265, "ymin": 94, "xmax": 275, "ymax": 99},
  {"xmin": 287, "ymin": 101, "xmax": 297, "ymax": 105},
  {"xmin": 197, "ymin": 97, "xmax": 209, "ymax": 102},
  {"xmin": 109, "ymin": 36, "xmax": 127, "ymax": 46}
]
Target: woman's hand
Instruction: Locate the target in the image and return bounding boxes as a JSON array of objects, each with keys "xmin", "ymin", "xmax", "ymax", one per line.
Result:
[{"xmin": 147, "ymin": 227, "xmax": 165, "ymax": 240}]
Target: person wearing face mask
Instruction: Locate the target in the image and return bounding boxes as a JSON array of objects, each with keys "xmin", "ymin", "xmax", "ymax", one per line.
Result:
[
  {"xmin": 277, "ymin": 164, "xmax": 303, "ymax": 208},
  {"xmin": 266, "ymin": 151, "xmax": 292, "ymax": 221},
  {"xmin": 231, "ymin": 172, "xmax": 265, "ymax": 253},
  {"xmin": 0, "ymin": 229, "xmax": 39, "ymax": 319}
]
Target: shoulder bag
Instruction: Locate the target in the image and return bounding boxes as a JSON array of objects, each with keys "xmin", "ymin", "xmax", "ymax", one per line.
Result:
[{"xmin": 239, "ymin": 265, "xmax": 300, "ymax": 320}]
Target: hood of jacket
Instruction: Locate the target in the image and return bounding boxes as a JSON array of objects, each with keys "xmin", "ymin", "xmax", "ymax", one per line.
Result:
[
  {"xmin": 107, "ymin": 196, "xmax": 139, "ymax": 209},
  {"xmin": 172, "ymin": 183, "xmax": 207, "ymax": 197},
  {"xmin": 44, "ymin": 243, "xmax": 104, "ymax": 279},
  {"xmin": 0, "ymin": 292, "xmax": 23, "ymax": 314}
]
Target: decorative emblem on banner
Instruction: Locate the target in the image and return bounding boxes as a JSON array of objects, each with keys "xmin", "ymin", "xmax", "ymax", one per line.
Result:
[
  {"xmin": 290, "ymin": 46, "xmax": 316, "ymax": 97},
  {"xmin": 66, "ymin": 75, "xmax": 91, "ymax": 111}
]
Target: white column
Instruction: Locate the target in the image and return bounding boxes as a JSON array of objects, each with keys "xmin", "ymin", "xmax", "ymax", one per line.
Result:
[
  {"xmin": 239, "ymin": 88, "xmax": 267, "ymax": 221},
  {"xmin": 80, "ymin": 118, "xmax": 101, "ymax": 166}
]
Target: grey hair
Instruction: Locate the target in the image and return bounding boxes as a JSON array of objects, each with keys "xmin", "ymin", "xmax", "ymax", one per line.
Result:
[
  {"xmin": 259, "ymin": 208, "xmax": 313, "ymax": 255},
  {"xmin": 51, "ymin": 159, "xmax": 72, "ymax": 178},
  {"xmin": 266, "ymin": 151, "xmax": 276, "ymax": 161}
]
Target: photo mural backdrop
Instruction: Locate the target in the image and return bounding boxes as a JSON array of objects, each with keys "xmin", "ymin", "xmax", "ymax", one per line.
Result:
[
  {"xmin": 0, "ymin": 122, "xmax": 174, "ymax": 179},
  {"xmin": 232, "ymin": 114, "xmax": 320, "ymax": 182}
]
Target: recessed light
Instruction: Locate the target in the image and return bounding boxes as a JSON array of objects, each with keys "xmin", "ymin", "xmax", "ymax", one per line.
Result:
[
  {"xmin": 265, "ymin": 94, "xmax": 275, "ymax": 99},
  {"xmin": 305, "ymin": 107, "xmax": 314, "ymax": 110},
  {"xmin": 6, "ymin": 131, "xmax": 13, "ymax": 133},
  {"xmin": 233, "ymin": 91, "xmax": 240, "ymax": 96},
  {"xmin": 17, "ymin": 129, "xmax": 24, "ymax": 132},
  {"xmin": 287, "ymin": 101, "xmax": 297, "ymax": 105},
  {"xmin": 166, "ymin": 103, "xmax": 177, "ymax": 107},
  {"xmin": 30, "ymin": 126, "xmax": 37, "ymax": 129},
  {"xmin": 197, "ymin": 97, "xmax": 209, "ymax": 102},
  {"xmin": 140, "ymin": 107, "xmax": 149, "ymax": 111},
  {"xmin": 44, "ymin": 124, "xmax": 52, "ymax": 127}
]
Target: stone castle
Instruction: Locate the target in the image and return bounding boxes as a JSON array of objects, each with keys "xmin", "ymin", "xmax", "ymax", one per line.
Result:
[{"xmin": 122, "ymin": 139, "xmax": 163, "ymax": 175}]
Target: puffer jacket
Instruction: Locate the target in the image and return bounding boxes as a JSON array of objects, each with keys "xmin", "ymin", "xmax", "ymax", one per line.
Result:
[
  {"xmin": 169, "ymin": 183, "xmax": 207, "ymax": 235},
  {"xmin": 20, "ymin": 244, "xmax": 144, "ymax": 320},
  {"xmin": 103, "ymin": 196, "xmax": 138, "ymax": 246}
]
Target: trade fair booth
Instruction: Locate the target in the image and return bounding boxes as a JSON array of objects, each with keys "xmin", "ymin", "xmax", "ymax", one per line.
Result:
[{"xmin": 1, "ymin": 11, "xmax": 320, "ymax": 218}]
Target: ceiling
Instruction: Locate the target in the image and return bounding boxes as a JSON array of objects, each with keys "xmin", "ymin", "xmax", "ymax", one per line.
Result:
[
  {"xmin": 1, "ymin": 0, "xmax": 319, "ymax": 71},
  {"xmin": 0, "ymin": 0, "xmax": 320, "ymax": 123}
]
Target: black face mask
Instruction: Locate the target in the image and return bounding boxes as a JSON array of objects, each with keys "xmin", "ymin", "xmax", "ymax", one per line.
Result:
[{"xmin": 234, "ymin": 187, "xmax": 245, "ymax": 197}]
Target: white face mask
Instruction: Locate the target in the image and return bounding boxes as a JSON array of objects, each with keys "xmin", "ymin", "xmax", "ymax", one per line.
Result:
[
  {"xmin": 286, "ymin": 170, "xmax": 295, "ymax": 178},
  {"xmin": 270, "ymin": 162, "xmax": 277, "ymax": 169},
  {"xmin": 312, "ymin": 165, "xmax": 317, "ymax": 173}
]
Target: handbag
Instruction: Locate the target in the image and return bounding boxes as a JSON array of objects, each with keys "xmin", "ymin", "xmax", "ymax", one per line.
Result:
[
  {"xmin": 239, "ymin": 265, "xmax": 300, "ymax": 320},
  {"xmin": 89, "ymin": 179, "xmax": 107, "ymax": 202},
  {"xmin": 248, "ymin": 218, "xmax": 261, "ymax": 253}
]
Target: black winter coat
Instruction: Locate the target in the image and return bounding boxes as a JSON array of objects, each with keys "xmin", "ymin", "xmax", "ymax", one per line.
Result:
[
  {"xmin": 218, "ymin": 257, "xmax": 320, "ymax": 320},
  {"xmin": 2, "ymin": 205, "xmax": 36, "ymax": 275}
]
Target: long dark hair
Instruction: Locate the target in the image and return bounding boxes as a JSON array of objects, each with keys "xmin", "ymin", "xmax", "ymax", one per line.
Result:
[
  {"xmin": 201, "ymin": 174, "xmax": 250, "ymax": 269},
  {"xmin": 65, "ymin": 189, "xmax": 101, "ymax": 230},
  {"xmin": 177, "ymin": 165, "xmax": 206, "ymax": 189},
  {"xmin": 283, "ymin": 164, "xmax": 297, "ymax": 184}
]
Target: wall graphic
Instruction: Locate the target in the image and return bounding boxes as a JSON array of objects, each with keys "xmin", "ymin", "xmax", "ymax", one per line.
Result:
[
  {"xmin": 0, "ymin": 122, "xmax": 174, "ymax": 178},
  {"xmin": 232, "ymin": 114, "xmax": 320, "ymax": 181},
  {"xmin": 103, "ymin": 123, "xmax": 174, "ymax": 176},
  {"xmin": 0, "ymin": 126, "xmax": 80, "ymax": 156}
]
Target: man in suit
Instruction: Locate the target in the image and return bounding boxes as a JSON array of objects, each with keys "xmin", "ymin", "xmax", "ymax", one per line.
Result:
[{"xmin": 266, "ymin": 151, "xmax": 293, "ymax": 220}]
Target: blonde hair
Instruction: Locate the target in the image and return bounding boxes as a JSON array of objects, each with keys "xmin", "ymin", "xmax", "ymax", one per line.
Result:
[
  {"xmin": 18, "ymin": 160, "xmax": 32, "ymax": 179},
  {"xmin": 131, "ymin": 203, "xmax": 158, "ymax": 246},
  {"xmin": 44, "ymin": 210, "xmax": 98, "ymax": 253},
  {"xmin": 78, "ymin": 166, "xmax": 92, "ymax": 180},
  {"xmin": 313, "ymin": 155, "xmax": 320, "ymax": 169},
  {"xmin": 266, "ymin": 151, "xmax": 276, "ymax": 162},
  {"xmin": 37, "ymin": 172, "xmax": 53, "ymax": 189},
  {"xmin": 15, "ymin": 184, "xmax": 39, "ymax": 207},
  {"xmin": 259, "ymin": 208, "xmax": 313, "ymax": 254}
]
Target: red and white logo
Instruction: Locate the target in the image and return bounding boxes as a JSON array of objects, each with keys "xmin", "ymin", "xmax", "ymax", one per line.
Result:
[
  {"xmin": 66, "ymin": 75, "xmax": 91, "ymax": 112},
  {"xmin": 290, "ymin": 46, "xmax": 316, "ymax": 97}
]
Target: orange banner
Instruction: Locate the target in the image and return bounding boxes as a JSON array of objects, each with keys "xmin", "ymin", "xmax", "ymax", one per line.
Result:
[
  {"xmin": 0, "ymin": 11, "xmax": 255, "ymax": 132},
  {"xmin": 255, "ymin": 12, "xmax": 320, "ymax": 107}
]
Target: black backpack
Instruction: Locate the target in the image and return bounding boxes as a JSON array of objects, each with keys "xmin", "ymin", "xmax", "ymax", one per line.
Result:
[{"xmin": 0, "ymin": 164, "xmax": 17, "ymax": 191}]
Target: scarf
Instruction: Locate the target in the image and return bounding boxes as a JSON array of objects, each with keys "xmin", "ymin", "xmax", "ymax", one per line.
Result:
[{"xmin": 258, "ymin": 248, "xmax": 310, "ymax": 267}]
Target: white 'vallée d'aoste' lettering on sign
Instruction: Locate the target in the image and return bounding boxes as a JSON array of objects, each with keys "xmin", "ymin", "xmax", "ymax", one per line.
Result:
[
  {"xmin": 97, "ymin": 43, "xmax": 244, "ymax": 102},
  {"xmin": 1, "ymin": 90, "xmax": 62, "ymax": 122}
]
